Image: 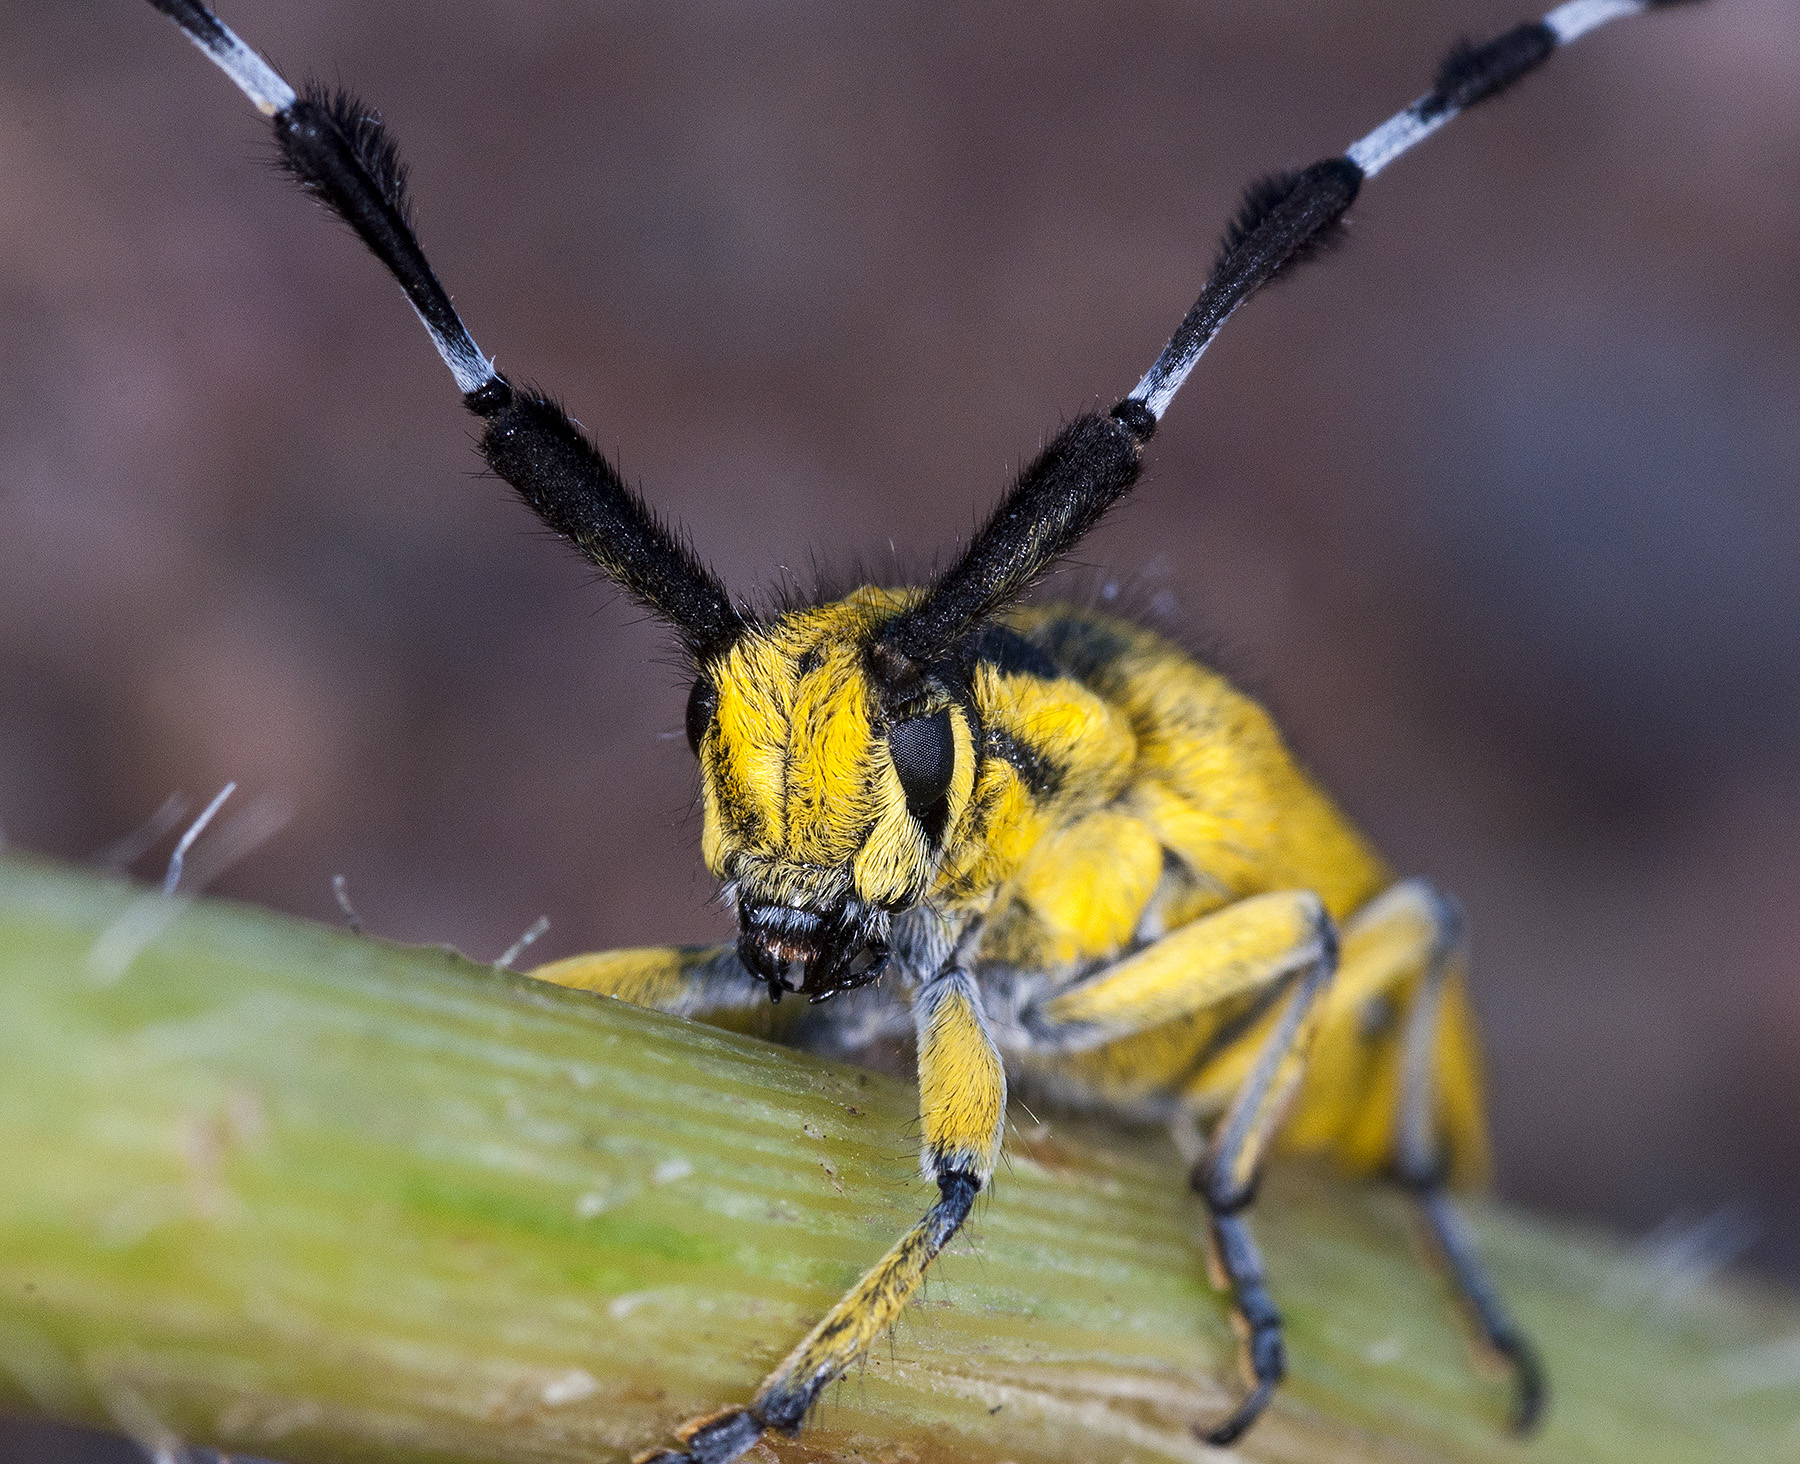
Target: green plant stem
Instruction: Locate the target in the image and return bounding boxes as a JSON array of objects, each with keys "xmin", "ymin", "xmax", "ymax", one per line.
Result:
[{"xmin": 0, "ymin": 852, "xmax": 1794, "ymax": 1463}]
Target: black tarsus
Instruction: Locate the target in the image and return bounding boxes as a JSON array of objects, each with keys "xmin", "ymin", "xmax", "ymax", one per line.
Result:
[
  {"xmin": 1196, "ymin": 1207, "xmax": 1285, "ymax": 1445},
  {"xmin": 1422, "ymin": 22, "xmax": 1558, "ymax": 119},
  {"xmin": 1387, "ymin": 885, "xmax": 1546, "ymax": 1433},
  {"xmin": 1411, "ymin": 1183, "xmax": 1548, "ymax": 1433},
  {"xmin": 635, "ymin": 1177, "xmax": 985, "ymax": 1461},
  {"xmin": 667, "ymin": 1409, "xmax": 763, "ymax": 1464}
]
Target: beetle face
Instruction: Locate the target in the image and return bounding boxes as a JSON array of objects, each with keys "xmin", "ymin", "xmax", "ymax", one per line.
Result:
[{"xmin": 686, "ymin": 589, "xmax": 977, "ymax": 1001}]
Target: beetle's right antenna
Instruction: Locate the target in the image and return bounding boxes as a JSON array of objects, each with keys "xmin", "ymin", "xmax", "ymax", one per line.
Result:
[
  {"xmin": 884, "ymin": 0, "xmax": 1701, "ymax": 666},
  {"xmin": 144, "ymin": 0, "xmax": 750, "ymax": 665}
]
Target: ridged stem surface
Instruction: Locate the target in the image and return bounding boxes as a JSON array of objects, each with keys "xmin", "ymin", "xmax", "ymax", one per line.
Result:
[{"xmin": 0, "ymin": 854, "xmax": 1794, "ymax": 1462}]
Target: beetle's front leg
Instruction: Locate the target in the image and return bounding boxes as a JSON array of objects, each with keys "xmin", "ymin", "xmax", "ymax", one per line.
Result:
[{"xmin": 638, "ymin": 949, "xmax": 1004, "ymax": 1464}]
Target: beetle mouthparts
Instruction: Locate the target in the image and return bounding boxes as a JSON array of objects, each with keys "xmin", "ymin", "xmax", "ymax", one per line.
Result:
[{"xmin": 737, "ymin": 903, "xmax": 889, "ymax": 1003}]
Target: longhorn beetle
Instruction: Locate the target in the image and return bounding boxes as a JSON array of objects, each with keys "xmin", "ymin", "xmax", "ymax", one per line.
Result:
[{"xmin": 141, "ymin": 0, "xmax": 1703, "ymax": 1456}]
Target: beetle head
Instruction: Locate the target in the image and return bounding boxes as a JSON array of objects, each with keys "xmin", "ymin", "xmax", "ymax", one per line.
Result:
[{"xmin": 686, "ymin": 589, "xmax": 978, "ymax": 1001}]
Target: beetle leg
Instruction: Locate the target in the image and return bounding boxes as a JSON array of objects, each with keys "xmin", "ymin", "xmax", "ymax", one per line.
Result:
[
  {"xmin": 1274, "ymin": 879, "xmax": 1543, "ymax": 1432},
  {"xmin": 1027, "ymin": 889, "xmax": 1332, "ymax": 1050},
  {"xmin": 1384, "ymin": 885, "xmax": 1546, "ymax": 1434},
  {"xmin": 636, "ymin": 954, "xmax": 1004, "ymax": 1464},
  {"xmin": 1023, "ymin": 889, "xmax": 1337, "ymax": 1444},
  {"xmin": 1183, "ymin": 909, "xmax": 1337, "ymax": 1445},
  {"xmin": 528, "ymin": 943, "xmax": 807, "ymax": 1040}
]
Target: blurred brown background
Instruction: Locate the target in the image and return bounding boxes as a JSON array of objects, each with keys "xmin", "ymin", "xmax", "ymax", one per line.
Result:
[{"xmin": 1, "ymin": 0, "xmax": 1796, "ymax": 1337}]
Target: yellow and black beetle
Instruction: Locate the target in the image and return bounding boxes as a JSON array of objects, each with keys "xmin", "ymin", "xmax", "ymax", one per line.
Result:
[{"xmin": 140, "ymin": 0, "xmax": 1705, "ymax": 1456}]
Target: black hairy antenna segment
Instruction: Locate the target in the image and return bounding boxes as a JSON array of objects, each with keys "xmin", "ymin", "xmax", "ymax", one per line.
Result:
[
  {"xmin": 287, "ymin": 83, "xmax": 415, "ymax": 227},
  {"xmin": 1219, "ymin": 170, "xmax": 1352, "ymax": 278},
  {"xmin": 1421, "ymin": 22, "xmax": 1557, "ymax": 120},
  {"xmin": 1137, "ymin": 156, "xmax": 1362, "ymax": 410},
  {"xmin": 272, "ymin": 90, "xmax": 465, "ymax": 353},
  {"xmin": 469, "ymin": 380, "xmax": 748, "ymax": 663},
  {"xmin": 1208, "ymin": 157, "xmax": 1363, "ymax": 304},
  {"xmin": 147, "ymin": 0, "xmax": 230, "ymax": 49},
  {"xmin": 883, "ymin": 412, "xmax": 1146, "ymax": 662}
]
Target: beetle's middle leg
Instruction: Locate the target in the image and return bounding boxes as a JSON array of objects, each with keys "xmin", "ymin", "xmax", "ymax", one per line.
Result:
[
  {"xmin": 1182, "ymin": 908, "xmax": 1336, "ymax": 1444},
  {"xmin": 637, "ymin": 947, "xmax": 1004, "ymax": 1464},
  {"xmin": 1022, "ymin": 888, "xmax": 1339, "ymax": 1445}
]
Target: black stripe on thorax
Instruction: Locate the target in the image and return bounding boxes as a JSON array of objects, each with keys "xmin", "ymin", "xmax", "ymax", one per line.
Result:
[
  {"xmin": 984, "ymin": 726, "xmax": 1062, "ymax": 800},
  {"xmin": 960, "ymin": 621, "xmax": 1064, "ymax": 682}
]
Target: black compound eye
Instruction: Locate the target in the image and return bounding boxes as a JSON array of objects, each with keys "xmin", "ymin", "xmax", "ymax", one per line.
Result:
[
  {"xmin": 889, "ymin": 708, "xmax": 954, "ymax": 817},
  {"xmin": 685, "ymin": 676, "xmax": 718, "ymax": 756}
]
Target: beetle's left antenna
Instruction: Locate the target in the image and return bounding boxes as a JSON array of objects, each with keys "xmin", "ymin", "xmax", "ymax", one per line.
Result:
[{"xmin": 144, "ymin": 0, "xmax": 750, "ymax": 664}]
